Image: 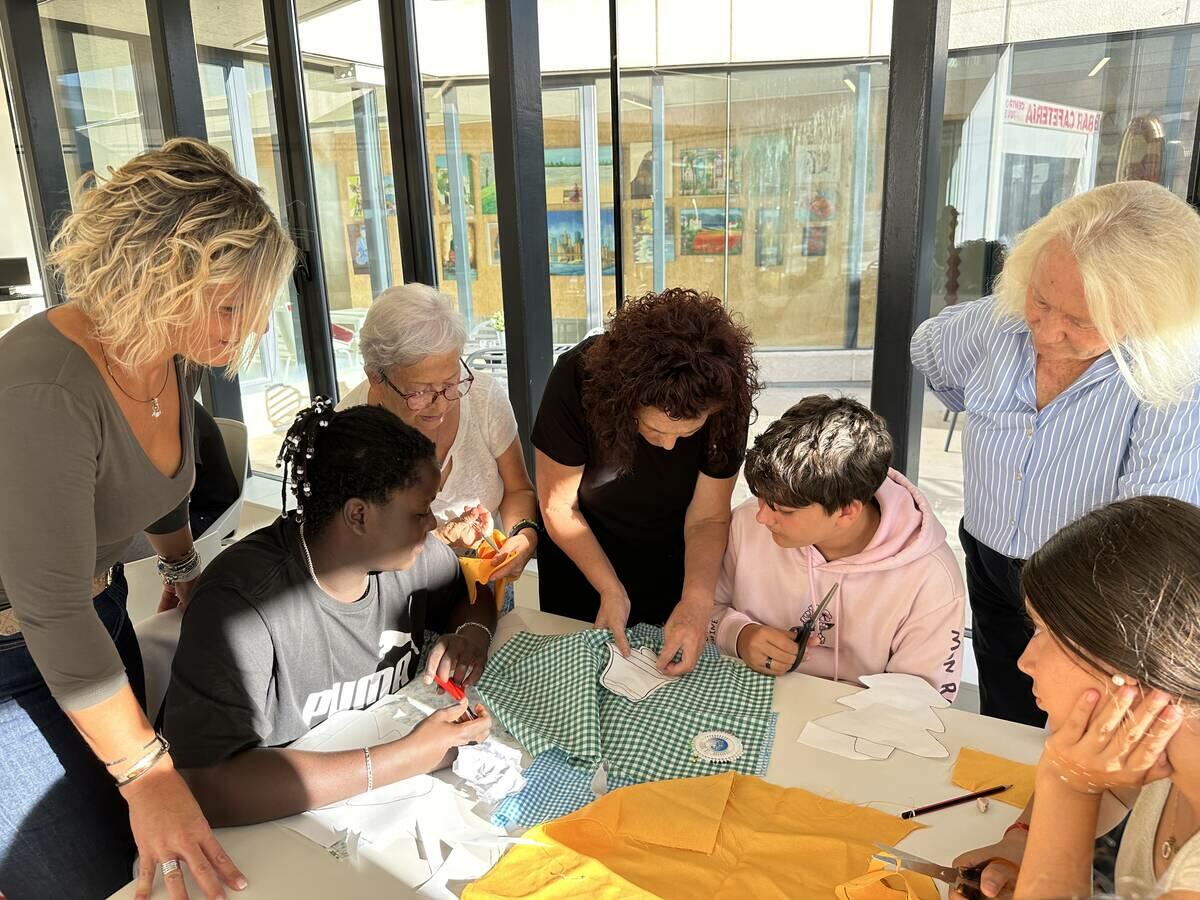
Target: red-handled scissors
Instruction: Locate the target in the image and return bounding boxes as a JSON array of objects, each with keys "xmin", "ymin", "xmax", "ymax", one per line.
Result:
[
  {"xmin": 432, "ymin": 674, "xmax": 479, "ymax": 720},
  {"xmin": 873, "ymin": 843, "xmax": 1018, "ymax": 900}
]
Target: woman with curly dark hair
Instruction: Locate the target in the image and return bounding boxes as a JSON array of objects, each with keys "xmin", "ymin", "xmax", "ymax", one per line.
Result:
[{"xmin": 531, "ymin": 289, "xmax": 759, "ymax": 676}]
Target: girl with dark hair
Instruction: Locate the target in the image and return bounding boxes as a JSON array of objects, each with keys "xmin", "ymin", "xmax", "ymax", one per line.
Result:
[
  {"xmin": 159, "ymin": 400, "xmax": 494, "ymax": 827},
  {"xmin": 532, "ymin": 289, "xmax": 759, "ymax": 675},
  {"xmin": 949, "ymin": 496, "xmax": 1200, "ymax": 899}
]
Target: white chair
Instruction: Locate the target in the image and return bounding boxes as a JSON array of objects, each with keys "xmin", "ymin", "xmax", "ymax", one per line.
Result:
[
  {"xmin": 131, "ymin": 417, "xmax": 249, "ymax": 720},
  {"xmin": 204, "ymin": 417, "xmax": 247, "ymax": 543}
]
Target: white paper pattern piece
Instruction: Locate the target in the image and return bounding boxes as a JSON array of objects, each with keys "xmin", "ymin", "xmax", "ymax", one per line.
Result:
[
  {"xmin": 797, "ymin": 721, "xmax": 894, "ymax": 761},
  {"xmin": 453, "ymin": 737, "xmax": 527, "ymax": 805},
  {"xmin": 600, "ymin": 644, "xmax": 678, "ymax": 701},
  {"xmin": 800, "ymin": 673, "xmax": 949, "ymax": 760}
]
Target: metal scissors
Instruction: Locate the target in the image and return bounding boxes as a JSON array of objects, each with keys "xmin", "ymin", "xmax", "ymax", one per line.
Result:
[
  {"xmin": 872, "ymin": 843, "xmax": 1018, "ymax": 900},
  {"xmin": 786, "ymin": 583, "xmax": 839, "ymax": 673}
]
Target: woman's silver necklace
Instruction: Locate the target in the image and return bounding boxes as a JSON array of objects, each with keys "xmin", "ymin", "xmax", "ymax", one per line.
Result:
[{"xmin": 101, "ymin": 346, "xmax": 169, "ymax": 418}]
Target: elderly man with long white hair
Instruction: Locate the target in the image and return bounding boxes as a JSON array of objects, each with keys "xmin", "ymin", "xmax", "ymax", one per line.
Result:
[
  {"xmin": 338, "ymin": 285, "xmax": 537, "ymax": 611},
  {"xmin": 912, "ymin": 180, "xmax": 1200, "ymax": 727}
]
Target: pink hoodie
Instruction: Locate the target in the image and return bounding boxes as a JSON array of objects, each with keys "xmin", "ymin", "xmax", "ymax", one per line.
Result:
[{"xmin": 711, "ymin": 469, "xmax": 967, "ymax": 701}]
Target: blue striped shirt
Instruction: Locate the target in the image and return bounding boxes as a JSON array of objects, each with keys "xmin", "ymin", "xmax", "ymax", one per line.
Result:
[{"xmin": 911, "ymin": 297, "xmax": 1200, "ymax": 559}]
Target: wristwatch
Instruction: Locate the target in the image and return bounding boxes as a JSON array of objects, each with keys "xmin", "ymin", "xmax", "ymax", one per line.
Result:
[{"xmin": 507, "ymin": 519, "xmax": 539, "ymax": 540}]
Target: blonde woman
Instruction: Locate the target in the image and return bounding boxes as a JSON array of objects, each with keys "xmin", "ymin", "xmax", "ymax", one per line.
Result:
[
  {"xmin": 338, "ymin": 284, "xmax": 538, "ymax": 611},
  {"xmin": 911, "ymin": 181, "xmax": 1200, "ymax": 727},
  {"xmin": 0, "ymin": 139, "xmax": 295, "ymax": 899}
]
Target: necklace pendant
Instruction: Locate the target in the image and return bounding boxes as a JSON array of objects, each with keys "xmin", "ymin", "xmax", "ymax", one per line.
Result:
[{"xmin": 151, "ymin": 398, "xmax": 162, "ymax": 418}]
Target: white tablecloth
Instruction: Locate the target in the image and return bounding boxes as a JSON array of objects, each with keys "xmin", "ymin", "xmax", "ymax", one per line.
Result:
[{"xmin": 113, "ymin": 608, "xmax": 1050, "ymax": 899}]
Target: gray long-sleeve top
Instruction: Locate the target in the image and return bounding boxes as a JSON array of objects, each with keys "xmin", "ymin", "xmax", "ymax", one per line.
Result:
[{"xmin": 0, "ymin": 314, "xmax": 195, "ymax": 710}]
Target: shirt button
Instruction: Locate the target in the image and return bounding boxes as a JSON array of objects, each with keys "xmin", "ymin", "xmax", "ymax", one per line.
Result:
[
  {"xmin": 1026, "ymin": 428, "xmax": 1034, "ymax": 438},
  {"xmin": 1015, "ymin": 472, "xmax": 1023, "ymax": 481},
  {"xmin": 1009, "ymin": 518, "xmax": 1016, "ymax": 527}
]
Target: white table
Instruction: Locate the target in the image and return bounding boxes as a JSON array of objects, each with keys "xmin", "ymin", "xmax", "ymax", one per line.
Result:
[{"xmin": 113, "ymin": 608, "xmax": 1048, "ymax": 899}]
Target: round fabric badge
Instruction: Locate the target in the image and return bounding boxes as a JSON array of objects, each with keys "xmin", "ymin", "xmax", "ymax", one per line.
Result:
[{"xmin": 692, "ymin": 730, "xmax": 744, "ymax": 763}]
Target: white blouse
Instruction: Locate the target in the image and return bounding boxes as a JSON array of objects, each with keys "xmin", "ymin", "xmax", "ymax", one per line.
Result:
[
  {"xmin": 337, "ymin": 370, "xmax": 519, "ymax": 529},
  {"xmin": 1114, "ymin": 780, "xmax": 1200, "ymax": 898}
]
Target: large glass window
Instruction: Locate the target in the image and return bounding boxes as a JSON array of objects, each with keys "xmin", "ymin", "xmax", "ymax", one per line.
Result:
[
  {"xmin": 38, "ymin": 2, "xmax": 164, "ymax": 198},
  {"xmin": 418, "ymin": 0, "xmax": 508, "ymax": 384},
  {"xmin": 0, "ymin": 69, "xmax": 44, "ymax": 338},
  {"xmin": 193, "ymin": 5, "xmax": 310, "ymax": 475},
  {"xmin": 295, "ymin": 0, "xmax": 405, "ymax": 395}
]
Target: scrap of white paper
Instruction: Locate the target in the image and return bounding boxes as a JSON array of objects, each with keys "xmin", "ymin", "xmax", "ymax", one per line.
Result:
[
  {"xmin": 797, "ymin": 721, "xmax": 893, "ymax": 760},
  {"xmin": 801, "ymin": 673, "xmax": 950, "ymax": 761},
  {"xmin": 600, "ymin": 644, "xmax": 677, "ymax": 702},
  {"xmin": 817, "ymin": 705, "xmax": 948, "ymax": 758},
  {"xmin": 838, "ymin": 673, "xmax": 951, "ymax": 712},
  {"xmin": 453, "ymin": 738, "xmax": 526, "ymax": 805}
]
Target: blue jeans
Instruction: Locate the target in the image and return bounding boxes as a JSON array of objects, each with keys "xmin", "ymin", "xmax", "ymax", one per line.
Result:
[{"xmin": 0, "ymin": 566, "xmax": 146, "ymax": 899}]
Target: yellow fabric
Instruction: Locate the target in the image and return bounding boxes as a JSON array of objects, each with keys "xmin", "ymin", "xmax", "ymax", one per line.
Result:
[
  {"xmin": 457, "ymin": 530, "xmax": 516, "ymax": 608},
  {"xmin": 951, "ymin": 747, "xmax": 1036, "ymax": 810},
  {"xmin": 834, "ymin": 860, "xmax": 940, "ymax": 900},
  {"xmin": 464, "ymin": 772, "xmax": 925, "ymax": 899}
]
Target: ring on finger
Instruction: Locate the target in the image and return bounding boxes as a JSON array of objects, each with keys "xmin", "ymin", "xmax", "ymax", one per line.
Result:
[
  {"xmin": 160, "ymin": 859, "xmax": 182, "ymax": 876},
  {"xmin": 765, "ymin": 655, "xmax": 773, "ymax": 671}
]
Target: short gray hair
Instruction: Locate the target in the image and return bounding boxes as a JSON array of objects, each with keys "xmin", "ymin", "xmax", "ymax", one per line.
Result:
[{"xmin": 359, "ymin": 283, "xmax": 467, "ymax": 373}]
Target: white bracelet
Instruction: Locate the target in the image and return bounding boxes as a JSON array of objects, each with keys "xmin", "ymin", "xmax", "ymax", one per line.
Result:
[
  {"xmin": 455, "ymin": 621, "xmax": 493, "ymax": 644},
  {"xmin": 363, "ymin": 746, "xmax": 374, "ymax": 792}
]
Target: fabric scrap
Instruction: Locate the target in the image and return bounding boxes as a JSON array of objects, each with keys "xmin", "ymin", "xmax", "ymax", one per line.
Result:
[
  {"xmin": 465, "ymin": 772, "xmax": 924, "ymax": 899},
  {"xmin": 476, "ymin": 624, "xmax": 777, "ymax": 826},
  {"xmin": 951, "ymin": 746, "xmax": 1036, "ymax": 809}
]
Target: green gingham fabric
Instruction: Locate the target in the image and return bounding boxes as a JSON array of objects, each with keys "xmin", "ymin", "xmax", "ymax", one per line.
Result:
[{"xmin": 477, "ymin": 623, "xmax": 777, "ymax": 823}]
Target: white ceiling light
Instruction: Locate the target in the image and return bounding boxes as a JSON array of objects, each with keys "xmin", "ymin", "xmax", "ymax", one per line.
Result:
[
  {"xmin": 843, "ymin": 78, "xmax": 857, "ymax": 93},
  {"xmin": 1088, "ymin": 57, "xmax": 1110, "ymax": 77}
]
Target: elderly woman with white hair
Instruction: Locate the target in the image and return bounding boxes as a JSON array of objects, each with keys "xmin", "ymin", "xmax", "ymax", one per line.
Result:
[
  {"xmin": 911, "ymin": 180, "xmax": 1200, "ymax": 727},
  {"xmin": 338, "ymin": 285, "xmax": 537, "ymax": 608}
]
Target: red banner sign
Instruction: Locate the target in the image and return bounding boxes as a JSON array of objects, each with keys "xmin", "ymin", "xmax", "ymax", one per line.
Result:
[{"xmin": 1005, "ymin": 96, "xmax": 1101, "ymax": 135}]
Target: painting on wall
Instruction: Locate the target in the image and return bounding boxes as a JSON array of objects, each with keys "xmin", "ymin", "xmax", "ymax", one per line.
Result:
[
  {"xmin": 543, "ymin": 147, "xmax": 615, "ymax": 204},
  {"xmin": 628, "ymin": 141, "xmax": 674, "ymax": 200},
  {"xmin": 756, "ymin": 208, "xmax": 784, "ymax": 268},
  {"xmin": 802, "ymin": 224, "xmax": 828, "ymax": 257},
  {"xmin": 631, "ymin": 207, "xmax": 675, "ymax": 264},
  {"xmin": 794, "ymin": 143, "xmax": 840, "ymax": 225},
  {"xmin": 480, "ymin": 153, "xmax": 497, "ymax": 215},
  {"xmin": 599, "ymin": 207, "xmax": 616, "ymax": 275},
  {"xmin": 749, "ymin": 136, "xmax": 789, "ymax": 196},
  {"xmin": 547, "ymin": 210, "xmax": 585, "ymax": 276},
  {"xmin": 440, "ymin": 221, "xmax": 477, "ymax": 279},
  {"xmin": 679, "ymin": 148, "xmax": 742, "ymax": 197},
  {"xmin": 348, "ymin": 174, "xmax": 397, "ymax": 219},
  {"xmin": 346, "ymin": 223, "xmax": 370, "ymax": 275},
  {"xmin": 680, "ymin": 207, "xmax": 744, "ymax": 256},
  {"xmin": 434, "ymin": 154, "xmax": 475, "ymax": 214},
  {"xmin": 546, "ymin": 209, "xmax": 616, "ymax": 276},
  {"xmin": 487, "ymin": 222, "xmax": 501, "ymax": 265}
]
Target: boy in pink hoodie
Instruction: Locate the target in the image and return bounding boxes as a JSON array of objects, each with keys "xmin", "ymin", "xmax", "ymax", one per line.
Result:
[{"xmin": 711, "ymin": 396, "xmax": 966, "ymax": 701}]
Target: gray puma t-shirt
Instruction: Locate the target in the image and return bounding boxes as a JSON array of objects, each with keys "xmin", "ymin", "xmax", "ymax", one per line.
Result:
[{"xmin": 162, "ymin": 517, "xmax": 465, "ymax": 769}]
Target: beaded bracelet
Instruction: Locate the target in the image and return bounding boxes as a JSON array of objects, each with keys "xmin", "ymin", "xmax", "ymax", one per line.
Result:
[{"xmin": 157, "ymin": 548, "xmax": 201, "ymax": 584}]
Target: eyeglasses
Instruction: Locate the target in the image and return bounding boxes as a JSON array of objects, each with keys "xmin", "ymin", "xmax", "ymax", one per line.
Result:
[{"xmin": 379, "ymin": 359, "xmax": 475, "ymax": 411}]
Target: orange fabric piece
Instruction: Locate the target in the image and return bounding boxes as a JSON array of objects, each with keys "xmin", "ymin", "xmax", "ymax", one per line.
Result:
[
  {"xmin": 835, "ymin": 860, "xmax": 940, "ymax": 900},
  {"xmin": 458, "ymin": 530, "xmax": 516, "ymax": 608},
  {"xmin": 951, "ymin": 747, "xmax": 1036, "ymax": 810},
  {"xmin": 464, "ymin": 772, "xmax": 924, "ymax": 899}
]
